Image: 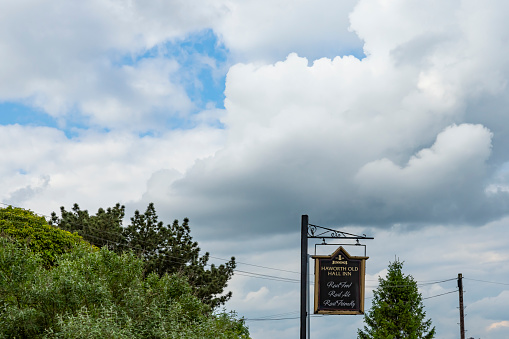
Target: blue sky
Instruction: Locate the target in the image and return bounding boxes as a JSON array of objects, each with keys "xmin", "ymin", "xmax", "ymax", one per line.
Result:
[
  {"xmin": 1, "ymin": 0, "xmax": 509, "ymax": 338},
  {"xmin": 0, "ymin": 29, "xmax": 228, "ymax": 135},
  {"xmin": 0, "ymin": 102, "xmax": 58, "ymax": 127}
]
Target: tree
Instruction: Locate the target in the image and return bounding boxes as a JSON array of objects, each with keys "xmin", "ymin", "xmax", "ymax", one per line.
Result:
[
  {"xmin": 50, "ymin": 202, "xmax": 236, "ymax": 308},
  {"xmin": 0, "ymin": 238, "xmax": 250, "ymax": 338},
  {"xmin": 358, "ymin": 260, "xmax": 436, "ymax": 339},
  {"xmin": 124, "ymin": 203, "xmax": 236, "ymax": 307},
  {"xmin": 50, "ymin": 203, "xmax": 126, "ymax": 251},
  {"xmin": 0, "ymin": 206, "xmax": 86, "ymax": 267}
]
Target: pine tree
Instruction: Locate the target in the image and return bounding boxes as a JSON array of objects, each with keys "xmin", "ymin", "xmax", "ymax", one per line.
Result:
[
  {"xmin": 50, "ymin": 202, "xmax": 236, "ymax": 308},
  {"xmin": 358, "ymin": 260, "xmax": 436, "ymax": 339},
  {"xmin": 124, "ymin": 203, "xmax": 236, "ymax": 307},
  {"xmin": 50, "ymin": 203, "xmax": 126, "ymax": 251}
]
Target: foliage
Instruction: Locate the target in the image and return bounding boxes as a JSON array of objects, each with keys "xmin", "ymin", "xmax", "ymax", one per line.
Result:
[
  {"xmin": 124, "ymin": 203, "xmax": 236, "ymax": 307},
  {"xmin": 358, "ymin": 260, "xmax": 436, "ymax": 339},
  {"xmin": 51, "ymin": 202, "xmax": 236, "ymax": 308},
  {"xmin": 0, "ymin": 238, "xmax": 250, "ymax": 338},
  {"xmin": 49, "ymin": 203, "xmax": 125, "ymax": 251},
  {"xmin": 0, "ymin": 206, "xmax": 86, "ymax": 267}
]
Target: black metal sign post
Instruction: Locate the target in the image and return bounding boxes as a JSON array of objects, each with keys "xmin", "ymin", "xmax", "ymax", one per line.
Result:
[
  {"xmin": 300, "ymin": 215, "xmax": 309, "ymax": 339},
  {"xmin": 300, "ymin": 215, "xmax": 374, "ymax": 339}
]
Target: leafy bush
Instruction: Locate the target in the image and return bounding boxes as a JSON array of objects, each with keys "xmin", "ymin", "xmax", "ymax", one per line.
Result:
[
  {"xmin": 0, "ymin": 238, "xmax": 250, "ymax": 338},
  {"xmin": 0, "ymin": 206, "xmax": 86, "ymax": 267}
]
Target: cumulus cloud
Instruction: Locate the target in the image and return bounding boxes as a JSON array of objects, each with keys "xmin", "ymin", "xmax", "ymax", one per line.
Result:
[
  {"xmin": 489, "ymin": 321, "xmax": 509, "ymax": 331},
  {"xmin": 244, "ymin": 286, "xmax": 270, "ymax": 302},
  {"xmin": 0, "ymin": 124, "xmax": 224, "ymax": 213},
  {"xmin": 143, "ymin": 45, "xmax": 509, "ymax": 234},
  {"xmin": 5, "ymin": 175, "xmax": 50, "ymax": 204},
  {"xmin": 3, "ymin": 0, "xmax": 509, "ymax": 237},
  {"xmin": 469, "ymin": 290, "xmax": 509, "ymax": 320},
  {"xmin": 214, "ymin": 0, "xmax": 363, "ymax": 62},
  {"xmin": 0, "ymin": 0, "xmax": 365, "ymax": 131},
  {"xmin": 0, "ymin": 0, "xmax": 226, "ymax": 130},
  {"xmin": 355, "ymin": 124, "xmax": 494, "ymax": 222}
]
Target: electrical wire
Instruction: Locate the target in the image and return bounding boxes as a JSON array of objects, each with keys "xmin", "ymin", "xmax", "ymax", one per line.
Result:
[
  {"xmin": 0, "ymin": 206, "xmax": 303, "ymax": 284},
  {"xmin": 245, "ymin": 317, "xmax": 299, "ymax": 321},
  {"xmin": 234, "ymin": 271, "xmax": 300, "ymax": 283},
  {"xmin": 211, "ymin": 256, "xmax": 300, "ymax": 275},
  {"xmin": 5, "ymin": 204, "xmax": 509, "ymax": 289},
  {"xmin": 464, "ymin": 278, "xmax": 509, "ymax": 286},
  {"xmin": 0, "ymin": 202, "xmax": 303, "ymax": 276},
  {"xmin": 365, "ymin": 277, "xmax": 457, "ymax": 289},
  {"xmin": 0, "ymin": 207, "xmax": 461, "ymax": 287},
  {"xmin": 243, "ymin": 311, "xmax": 299, "ymax": 321},
  {"xmin": 423, "ymin": 290, "xmax": 458, "ymax": 300}
]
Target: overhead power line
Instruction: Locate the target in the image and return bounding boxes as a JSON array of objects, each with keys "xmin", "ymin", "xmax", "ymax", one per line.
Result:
[
  {"xmin": 464, "ymin": 278, "xmax": 509, "ymax": 286},
  {"xmin": 0, "ymin": 205, "xmax": 303, "ymax": 284},
  {"xmin": 0, "ymin": 202, "xmax": 302, "ymax": 275},
  {"xmin": 4, "ymin": 203, "xmax": 509, "ymax": 288},
  {"xmin": 423, "ymin": 289, "xmax": 458, "ymax": 300}
]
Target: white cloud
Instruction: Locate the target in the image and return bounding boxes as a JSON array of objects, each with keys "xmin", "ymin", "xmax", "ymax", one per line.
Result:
[
  {"xmin": 78, "ymin": 57, "xmax": 193, "ymax": 129},
  {"xmin": 0, "ymin": 124, "xmax": 224, "ymax": 214},
  {"xmin": 489, "ymin": 321, "xmax": 509, "ymax": 331},
  {"xmin": 0, "ymin": 0, "xmax": 364, "ymax": 130},
  {"xmin": 355, "ymin": 123, "xmax": 492, "ymax": 207},
  {"xmin": 143, "ymin": 40, "xmax": 509, "ymax": 234},
  {"xmin": 0, "ymin": 0, "xmax": 226, "ymax": 130},
  {"xmin": 244, "ymin": 286, "xmax": 270, "ymax": 302},
  {"xmin": 469, "ymin": 290, "xmax": 509, "ymax": 320},
  {"xmin": 214, "ymin": 0, "xmax": 363, "ymax": 62}
]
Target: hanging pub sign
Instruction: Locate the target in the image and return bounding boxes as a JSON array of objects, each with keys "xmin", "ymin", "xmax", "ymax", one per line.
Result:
[{"xmin": 312, "ymin": 246, "xmax": 368, "ymax": 315}]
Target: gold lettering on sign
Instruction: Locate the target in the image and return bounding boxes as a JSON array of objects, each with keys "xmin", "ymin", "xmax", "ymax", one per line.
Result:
[
  {"xmin": 313, "ymin": 246, "xmax": 368, "ymax": 315},
  {"xmin": 321, "ymin": 266, "xmax": 347, "ymax": 271}
]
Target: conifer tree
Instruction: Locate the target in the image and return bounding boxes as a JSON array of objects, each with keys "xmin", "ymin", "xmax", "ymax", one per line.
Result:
[
  {"xmin": 358, "ymin": 260, "xmax": 436, "ymax": 339},
  {"xmin": 50, "ymin": 203, "xmax": 125, "ymax": 251},
  {"xmin": 123, "ymin": 203, "xmax": 236, "ymax": 307},
  {"xmin": 50, "ymin": 202, "xmax": 235, "ymax": 308}
]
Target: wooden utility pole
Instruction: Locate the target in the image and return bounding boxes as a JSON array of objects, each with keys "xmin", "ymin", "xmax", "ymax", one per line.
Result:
[{"xmin": 458, "ymin": 273, "xmax": 465, "ymax": 339}]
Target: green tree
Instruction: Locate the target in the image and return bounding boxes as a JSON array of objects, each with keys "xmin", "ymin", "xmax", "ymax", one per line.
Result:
[
  {"xmin": 358, "ymin": 260, "xmax": 436, "ymax": 339},
  {"xmin": 51, "ymin": 202, "xmax": 236, "ymax": 308},
  {"xmin": 0, "ymin": 206, "xmax": 86, "ymax": 267},
  {"xmin": 0, "ymin": 238, "xmax": 250, "ymax": 338},
  {"xmin": 124, "ymin": 203, "xmax": 236, "ymax": 307},
  {"xmin": 50, "ymin": 203, "xmax": 125, "ymax": 251}
]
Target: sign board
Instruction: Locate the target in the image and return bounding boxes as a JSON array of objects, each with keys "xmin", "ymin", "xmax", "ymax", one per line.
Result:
[{"xmin": 312, "ymin": 246, "xmax": 368, "ymax": 315}]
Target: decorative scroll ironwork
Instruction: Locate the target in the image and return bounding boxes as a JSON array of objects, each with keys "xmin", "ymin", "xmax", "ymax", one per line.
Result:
[{"xmin": 307, "ymin": 223, "xmax": 374, "ymax": 240}]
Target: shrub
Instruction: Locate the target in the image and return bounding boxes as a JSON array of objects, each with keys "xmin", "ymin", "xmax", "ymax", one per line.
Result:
[{"xmin": 0, "ymin": 206, "xmax": 86, "ymax": 267}]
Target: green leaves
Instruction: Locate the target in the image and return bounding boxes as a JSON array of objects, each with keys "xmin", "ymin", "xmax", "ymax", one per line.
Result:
[
  {"xmin": 123, "ymin": 204, "xmax": 237, "ymax": 308},
  {"xmin": 52, "ymin": 202, "xmax": 237, "ymax": 309},
  {"xmin": 0, "ymin": 239, "xmax": 250, "ymax": 338},
  {"xmin": 358, "ymin": 260, "xmax": 436, "ymax": 339},
  {"xmin": 0, "ymin": 206, "xmax": 85, "ymax": 268},
  {"xmin": 50, "ymin": 203, "xmax": 125, "ymax": 252}
]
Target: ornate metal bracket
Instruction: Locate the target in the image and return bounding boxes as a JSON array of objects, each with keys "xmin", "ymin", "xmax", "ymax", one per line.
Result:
[{"xmin": 307, "ymin": 223, "xmax": 374, "ymax": 240}]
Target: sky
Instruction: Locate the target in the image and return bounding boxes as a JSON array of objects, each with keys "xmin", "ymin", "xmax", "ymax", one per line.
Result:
[{"xmin": 1, "ymin": 0, "xmax": 509, "ymax": 337}]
